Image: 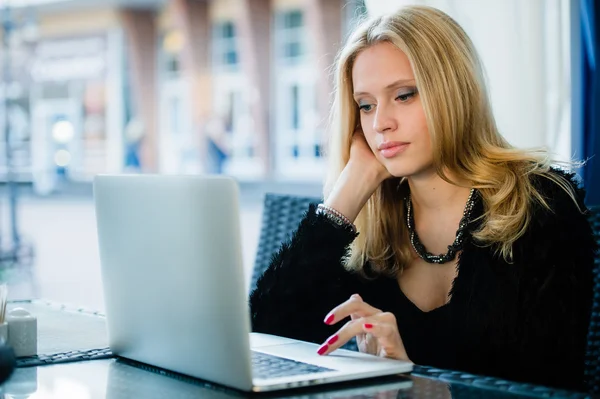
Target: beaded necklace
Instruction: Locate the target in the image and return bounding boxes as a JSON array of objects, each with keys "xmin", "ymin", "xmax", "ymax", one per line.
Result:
[{"xmin": 405, "ymin": 188, "xmax": 477, "ymax": 264}]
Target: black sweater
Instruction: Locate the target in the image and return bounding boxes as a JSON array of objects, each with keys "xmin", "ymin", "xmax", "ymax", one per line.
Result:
[{"xmin": 249, "ymin": 170, "xmax": 595, "ymax": 391}]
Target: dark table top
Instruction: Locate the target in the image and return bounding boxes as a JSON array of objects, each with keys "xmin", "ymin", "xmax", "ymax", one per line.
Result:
[
  {"xmin": 2, "ymin": 300, "xmax": 598, "ymax": 399},
  {"xmin": 2, "ymin": 358, "xmax": 598, "ymax": 399}
]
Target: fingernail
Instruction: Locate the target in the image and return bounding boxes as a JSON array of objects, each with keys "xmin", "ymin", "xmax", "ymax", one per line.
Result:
[
  {"xmin": 324, "ymin": 314, "xmax": 335, "ymax": 325},
  {"xmin": 364, "ymin": 323, "xmax": 373, "ymax": 329},
  {"xmin": 327, "ymin": 335, "xmax": 339, "ymax": 345},
  {"xmin": 317, "ymin": 344, "xmax": 329, "ymax": 355}
]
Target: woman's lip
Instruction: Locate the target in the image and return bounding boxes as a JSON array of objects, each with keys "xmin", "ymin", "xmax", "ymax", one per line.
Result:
[{"xmin": 380, "ymin": 143, "xmax": 409, "ymax": 158}]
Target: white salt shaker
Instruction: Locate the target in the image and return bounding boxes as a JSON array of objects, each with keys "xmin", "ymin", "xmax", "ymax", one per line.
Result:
[{"xmin": 7, "ymin": 308, "xmax": 37, "ymax": 357}]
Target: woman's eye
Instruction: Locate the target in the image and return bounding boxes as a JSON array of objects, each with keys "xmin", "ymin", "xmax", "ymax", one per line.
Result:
[
  {"xmin": 396, "ymin": 91, "xmax": 416, "ymax": 102},
  {"xmin": 359, "ymin": 104, "xmax": 374, "ymax": 112}
]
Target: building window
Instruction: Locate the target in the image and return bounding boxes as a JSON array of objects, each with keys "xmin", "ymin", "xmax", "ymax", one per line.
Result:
[
  {"xmin": 276, "ymin": 10, "xmax": 305, "ymax": 65},
  {"xmin": 212, "ymin": 21, "xmax": 239, "ymax": 71},
  {"xmin": 169, "ymin": 97, "xmax": 181, "ymax": 135},
  {"xmin": 161, "ymin": 30, "xmax": 184, "ymax": 79},
  {"xmin": 290, "ymin": 84, "xmax": 299, "ymax": 130}
]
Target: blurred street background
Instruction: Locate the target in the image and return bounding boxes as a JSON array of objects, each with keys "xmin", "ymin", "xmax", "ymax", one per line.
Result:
[{"xmin": 0, "ymin": 0, "xmax": 596, "ymax": 312}]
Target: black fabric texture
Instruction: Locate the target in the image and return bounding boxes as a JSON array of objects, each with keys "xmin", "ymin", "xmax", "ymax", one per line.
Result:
[{"xmin": 249, "ymin": 168, "xmax": 595, "ymax": 391}]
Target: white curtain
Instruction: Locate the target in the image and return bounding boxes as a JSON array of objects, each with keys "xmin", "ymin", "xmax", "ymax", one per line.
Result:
[{"xmin": 363, "ymin": 0, "xmax": 572, "ymax": 161}]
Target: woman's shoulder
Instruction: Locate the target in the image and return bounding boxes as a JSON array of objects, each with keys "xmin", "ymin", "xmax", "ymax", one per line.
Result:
[
  {"xmin": 528, "ymin": 167, "xmax": 587, "ymax": 219},
  {"xmin": 517, "ymin": 167, "xmax": 594, "ymax": 262},
  {"xmin": 482, "ymin": 167, "xmax": 594, "ymax": 301}
]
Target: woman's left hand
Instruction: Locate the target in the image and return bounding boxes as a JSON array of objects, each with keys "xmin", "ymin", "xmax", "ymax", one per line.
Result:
[{"xmin": 317, "ymin": 294, "xmax": 411, "ymax": 362}]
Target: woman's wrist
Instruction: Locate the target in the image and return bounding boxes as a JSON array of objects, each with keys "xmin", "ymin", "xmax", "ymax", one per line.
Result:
[
  {"xmin": 325, "ymin": 163, "xmax": 384, "ymax": 223},
  {"xmin": 315, "ymin": 204, "xmax": 357, "ymax": 234}
]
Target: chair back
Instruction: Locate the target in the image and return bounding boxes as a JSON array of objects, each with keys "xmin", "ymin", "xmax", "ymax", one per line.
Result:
[
  {"xmin": 586, "ymin": 206, "xmax": 600, "ymax": 393},
  {"xmin": 250, "ymin": 193, "xmax": 320, "ymax": 293}
]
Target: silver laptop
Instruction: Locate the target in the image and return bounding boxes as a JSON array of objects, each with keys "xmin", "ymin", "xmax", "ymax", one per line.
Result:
[{"xmin": 93, "ymin": 174, "xmax": 413, "ymax": 393}]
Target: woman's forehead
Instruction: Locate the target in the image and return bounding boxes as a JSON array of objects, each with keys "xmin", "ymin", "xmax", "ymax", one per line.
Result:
[{"xmin": 352, "ymin": 43, "xmax": 415, "ymax": 94}]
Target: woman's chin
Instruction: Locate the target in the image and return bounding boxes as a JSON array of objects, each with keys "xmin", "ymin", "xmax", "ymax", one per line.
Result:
[
  {"xmin": 385, "ymin": 163, "xmax": 434, "ymax": 179},
  {"xmin": 385, "ymin": 165, "xmax": 412, "ymax": 178}
]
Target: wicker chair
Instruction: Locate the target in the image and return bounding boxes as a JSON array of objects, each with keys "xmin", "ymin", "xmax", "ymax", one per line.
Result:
[
  {"xmin": 250, "ymin": 193, "xmax": 321, "ymax": 294},
  {"xmin": 585, "ymin": 206, "xmax": 600, "ymax": 393}
]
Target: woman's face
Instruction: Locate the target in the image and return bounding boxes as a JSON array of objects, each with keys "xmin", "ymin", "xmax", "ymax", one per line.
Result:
[{"xmin": 352, "ymin": 41, "xmax": 434, "ymax": 178}]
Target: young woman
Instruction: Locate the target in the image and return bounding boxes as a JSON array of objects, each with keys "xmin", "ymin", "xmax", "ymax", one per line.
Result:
[{"xmin": 250, "ymin": 6, "xmax": 595, "ymax": 391}]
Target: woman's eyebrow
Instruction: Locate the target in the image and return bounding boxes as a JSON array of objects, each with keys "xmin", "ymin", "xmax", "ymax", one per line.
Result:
[{"xmin": 353, "ymin": 78, "xmax": 416, "ymax": 97}]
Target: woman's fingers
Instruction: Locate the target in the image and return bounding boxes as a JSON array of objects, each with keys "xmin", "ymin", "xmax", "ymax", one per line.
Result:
[
  {"xmin": 318, "ymin": 313, "xmax": 391, "ymax": 356},
  {"xmin": 318, "ymin": 318, "xmax": 369, "ymax": 356},
  {"xmin": 361, "ymin": 321, "xmax": 395, "ymax": 344},
  {"xmin": 317, "ymin": 311, "xmax": 409, "ymax": 361},
  {"xmin": 323, "ymin": 294, "xmax": 381, "ymax": 325},
  {"xmin": 360, "ymin": 315, "xmax": 410, "ymax": 360}
]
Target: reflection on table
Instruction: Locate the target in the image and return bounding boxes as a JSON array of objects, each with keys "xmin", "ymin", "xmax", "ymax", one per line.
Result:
[{"xmin": 5, "ymin": 357, "xmax": 581, "ymax": 399}]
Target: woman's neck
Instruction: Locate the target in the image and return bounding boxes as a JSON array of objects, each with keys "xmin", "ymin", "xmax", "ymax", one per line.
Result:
[{"xmin": 407, "ymin": 170, "xmax": 471, "ymax": 213}]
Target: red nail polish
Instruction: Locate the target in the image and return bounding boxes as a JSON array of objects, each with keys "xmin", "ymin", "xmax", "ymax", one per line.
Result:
[
  {"xmin": 327, "ymin": 335, "xmax": 339, "ymax": 345},
  {"xmin": 317, "ymin": 344, "xmax": 329, "ymax": 355},
  {"xmin": 324, "ymin": 314, "xmax": 335, "ymax": 325},
  {"xmin": 364, "ymin": 323, "xmax": 373, "ymax": 329}
]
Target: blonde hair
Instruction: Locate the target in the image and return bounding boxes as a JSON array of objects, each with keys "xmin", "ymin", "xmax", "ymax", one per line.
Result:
[{"xmin": 325, "ymin": 6, "xmax": 578, "ymax": 276}]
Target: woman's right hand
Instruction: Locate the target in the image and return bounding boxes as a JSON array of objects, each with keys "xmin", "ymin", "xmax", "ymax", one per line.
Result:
[
  {"xmin": 318, "ymin": 294, "xmax": 411, "ymax": 362},
  {"xmin": 324, "ymin": 128, "xmax": 391, "ymax": 223},
  {"xmin": 347, "ymin": 128, "xmax": 391, "ymax": 183}
]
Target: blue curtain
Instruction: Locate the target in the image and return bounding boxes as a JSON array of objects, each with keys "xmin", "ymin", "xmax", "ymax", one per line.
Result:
[{"xmin": 581, "ymin": 0, "xmax": 600, "ymax": 205}]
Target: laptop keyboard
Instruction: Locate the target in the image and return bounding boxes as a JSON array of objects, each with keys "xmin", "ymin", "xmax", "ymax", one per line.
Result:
[{"xmin": 251, "ymin": 351, "xmax": 335, "ymax": 379}]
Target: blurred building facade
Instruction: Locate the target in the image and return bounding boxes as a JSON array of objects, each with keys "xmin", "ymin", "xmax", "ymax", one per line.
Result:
[
  {"xmin": 0, "ymin": 0, "xmax": 367, "ymax": 192},
  {"xmin": 2, "ymin": 0, "xmax": 573, "ymax": 194}
]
